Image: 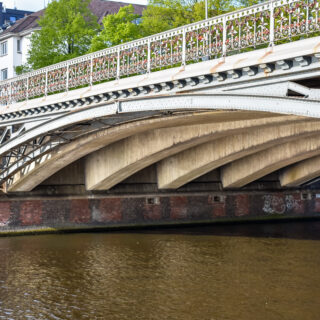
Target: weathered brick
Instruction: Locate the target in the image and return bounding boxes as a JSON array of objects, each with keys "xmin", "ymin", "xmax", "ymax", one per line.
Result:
[
  {"xmin": 170, "ymin": 196, "xmax": 188, "ymax": 220},
  {"xmin": 70, "ymin": 199, "xmax": 91, "ymax": 223},
  {"xmin": 235, "ymin": 195, "xmax": 249, "ymax": 217},
  {"xmin": 42, "ymin": 200, "xmax": 70, "ymax": 224},
  {"xmin": 143, "ymin": 200, "xmax": 162, "ymax": 221},
  {"xmin": 0, "ymin": 202, "xmax": 12, "ymax": 226},
  {"xmin": 212, "ymin": 203, "xmax": 226, "ymax": 217},
  {"xmin": 0, "ymin": 191, "xmax": 318, "ymax": 234},
  {"xmin": 187, "ymin": 196, "xmax": 212, "ymax": 220},
  {"xmin": 122, "ymin": 198, "xmax": 144, "ymax": 222},
  {"xmin": 20, "ymin": 201, "xmax": 42, "ymax": 226},
  {"xmin": 99, "ymin": 198, "xmax": 122, "ymax": 222},
  {"xmin": 286, "ymin": 193, "xmax": 304, "ymax": 215},
  {"xmin": 315, "ymin": 198, "xmax": 320, "ymax": 213}
]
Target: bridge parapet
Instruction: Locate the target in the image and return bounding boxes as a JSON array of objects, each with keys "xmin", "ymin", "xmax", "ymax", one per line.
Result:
[{"xmin": 0, "ymin": 0, "xmax": 318, "ymax": 106}]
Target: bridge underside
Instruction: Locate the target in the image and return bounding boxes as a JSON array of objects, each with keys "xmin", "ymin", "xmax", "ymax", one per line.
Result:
[
  {"xmin": 5, "ymin": 108, "xmax": 320, "ymax": 196},
  {"xmin": 2, "ymin": 36, "xmax": 320, "ymax": 196}
]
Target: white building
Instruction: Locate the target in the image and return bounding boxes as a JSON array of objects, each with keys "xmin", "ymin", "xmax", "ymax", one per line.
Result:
[
  {"xmin": 0, "ymin": 0, "xmax": 145, "ymax": 81},
  {"xmin": 0, "ymin": 10, "xmax": 42, "ymax": 80}
]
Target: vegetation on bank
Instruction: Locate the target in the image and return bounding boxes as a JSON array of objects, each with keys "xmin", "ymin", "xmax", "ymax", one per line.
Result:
[{"xmin": 17, "ymin": 0, "xmax": 264, "ymax": 74}]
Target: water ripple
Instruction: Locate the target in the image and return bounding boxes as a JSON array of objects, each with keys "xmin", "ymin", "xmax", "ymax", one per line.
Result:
[{"xmin": 0, "ymin": 222, "xmax": 319, "ymax": 319}]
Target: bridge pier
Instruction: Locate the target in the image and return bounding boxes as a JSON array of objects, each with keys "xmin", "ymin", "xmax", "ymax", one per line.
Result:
[{"xmin": 0, "ymin": 190, "xmax": 319, "ymax": 236}]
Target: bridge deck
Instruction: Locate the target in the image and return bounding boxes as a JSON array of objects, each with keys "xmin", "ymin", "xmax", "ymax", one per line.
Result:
[{"xmin": 0, "ymin": 0, "xmax": 320, "ymax": 194}]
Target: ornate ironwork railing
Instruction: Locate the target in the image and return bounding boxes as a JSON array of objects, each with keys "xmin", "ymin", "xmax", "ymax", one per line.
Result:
[{"xmin": 0, "ymin": 0, "xmax": 319, "ymax": 106}]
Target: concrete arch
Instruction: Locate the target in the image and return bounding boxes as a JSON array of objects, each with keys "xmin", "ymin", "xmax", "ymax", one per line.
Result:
[
  {"xmin": 221, "ymin": 135, "xmax": 320, "ymax": 189},
  {"xmin": 7, "ymin": 110, "xmax": 284, "ymax": 192},
  {"xmin": 156, "ymin": 121, "xmax": 320, "ymax": 189},
  {"xmin": 280, "ymin": 155, "xmax": 320, "ymax": 187},
  {"xmin": 85, "ymin": 116, "xmax": 310, "ymax": 190}
]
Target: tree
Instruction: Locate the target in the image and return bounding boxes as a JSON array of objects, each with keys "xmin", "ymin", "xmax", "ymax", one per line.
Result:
[
  {"xmin": 192, "ymin": 0, "xmax": 234, "ymax": 21},
  {"xmin": 90, "ymin": 0, "xmax": 250, "ymax": 54},
  {"xmin": 28, "ymin": 0, "xmax": 99, "ymax": 70},
  {"xmin": 236, "ymin": 0, "xmax": 265, "ymax": 7},
  {"xmin": 90, "ymin": 5, "xmax": 142, "ymax": 52},
  {"xmin": 140, "ymin": 0, "xmax": 194, "ymax": 36},
  {"xmin": 14, "ymin": 64, "xmax": 31, "ymax": 75},
  {"xmin": 140, "ymin": 0, "xmax": 233, "ymax": 36}
]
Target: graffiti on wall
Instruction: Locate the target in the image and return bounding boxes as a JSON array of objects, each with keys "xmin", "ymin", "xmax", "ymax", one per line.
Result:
[{"xmin": 262, "ymin": 195, "xmax": 302, "ymax": 215}]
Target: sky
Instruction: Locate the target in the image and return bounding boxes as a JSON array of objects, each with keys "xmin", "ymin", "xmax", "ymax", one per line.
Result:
[{"xmin": 1, "ymin": 0, "xmax": 147, "ymax": 12}]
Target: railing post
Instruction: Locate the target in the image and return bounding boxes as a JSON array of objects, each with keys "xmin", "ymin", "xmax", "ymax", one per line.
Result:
[
  {"xmin": 222, "ymin": 16, "xmax": 227, "ymax": 57},
  {"xmin": 147, "ymin": 39, "xmax": 151, "ymax": 73},
  {"xmin": 66, "ymin": 63, "xmax": 69, "ymax": 91},
  {"xmin": 117, "ymin": 47, "xmax": 120, "ymax": 79},
  {"xmin": 269, "ymin": 0, "xmax": 275, "ymax": 47},
  {"xmin": 90, "ymin": 56, "xmax": 93, "ymax": 86},
  {"xmin": 205, "ymin": 0, "xmax": 208, "ymax": 20},
  {"xmin": 9, "ymin": 81, "xmax": 12, "ymax": 105},
  {"xmin": 306, "ymin": 0, "xmax": 309, "ymax": 32},
  {"xmin": 45, "ymin": 70, "xmax": 48, "ymax": 96},
  {"xmin": 182, "ymin": 28, "xmax": 186, "ymax": 65},
  {"xmin": 26, "ymin": 76, "xmax": 29, "ymax": 101}
]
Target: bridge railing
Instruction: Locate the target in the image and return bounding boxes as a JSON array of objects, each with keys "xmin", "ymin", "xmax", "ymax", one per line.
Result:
[{"xmin": 0, "ymin": 0, "xmax": 319, "ymax": 106}]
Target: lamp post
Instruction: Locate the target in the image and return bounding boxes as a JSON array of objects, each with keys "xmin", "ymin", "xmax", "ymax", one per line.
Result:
[{"xmin": 205, "ymin": 0, "xmax": 208, "ymax": 19}]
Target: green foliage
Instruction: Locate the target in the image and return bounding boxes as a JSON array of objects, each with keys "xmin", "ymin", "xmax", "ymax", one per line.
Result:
[
  {"xmin": 236, "ymin": 0, "xmax": 265, "ymax": 7},
  {"xmin": 193, "ymin": 0, "xmax": 234, "ymax": 21},
  {"xmin": 28, "ymin": 0, "xmax": 99, "ymax": 70},
  {"xmin": 89, "ymin": 0, "xmax": 235, "ymax": 52},
  {"xmin": 27, "ymin": 0, "xmax": 265, "ymax": 70},
  {"xmin": 14, "ymin": 64, "xmax": 31, "ymax": 75},
  {"xmin": 90, "ymin": 5, "xmax": 142, "ymax": 51},
  {"xmin": 141, "ymin": 0, "xmax": 233, "ymax": 36},
  {"xmin": 140, "ymin": 0, "xmax": 192, "ymax": 36}
]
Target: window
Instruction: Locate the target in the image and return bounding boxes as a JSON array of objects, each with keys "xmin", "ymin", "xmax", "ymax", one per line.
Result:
[
  {"xmin": 17, "ymin": 39, "xmax": 21, "ymax": 53},
  {"xmin": 10, "ymin": 17, "xmax": 16, "ymax": 23},
  {"xmin": 134, "ymin": 18, "xmax": 142, "ymax": 25},
  {"xmin": 0, "ymin": 41, "xmax": 7, "ymax": 56},
  {"xmin": 1, "ymin": 69, "xmax": 8, "ymax": 81}
]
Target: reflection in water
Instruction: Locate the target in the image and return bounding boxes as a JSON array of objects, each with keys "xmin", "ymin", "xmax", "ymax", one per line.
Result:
[{"xmin": 0, "ymin": 221, "xmax": 320, "ymax": 320}]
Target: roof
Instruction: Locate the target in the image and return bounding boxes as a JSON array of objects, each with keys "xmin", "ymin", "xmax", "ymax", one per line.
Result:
[
  {"xmin": 0, "ymin": 9, "xmax": 44, "ymax": 37},
  {"xmin": 89, "ymin": 0, "xmax": 145, "ymax": 24},
  {"xmin": 0, "ymin": 0, "xmax": 146, "ymax": 37}
]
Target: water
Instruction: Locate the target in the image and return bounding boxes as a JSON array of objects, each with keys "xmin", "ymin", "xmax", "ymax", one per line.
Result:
[{"xmin": 0, "ymin": 221, "xmax": 319, "ymax": 320}]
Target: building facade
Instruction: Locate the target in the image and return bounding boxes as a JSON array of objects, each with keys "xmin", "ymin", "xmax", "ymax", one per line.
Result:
[
  {"xmin": 0, "ymin": 1, "xmax": 34, "ymax": 80},
  {"xmin": 0, "ymin": 10, "xmax": 40, "ymax": 80},
  {"xmin": 0, "ymin": 2, "xmax": 33, "ymax": 28},
  {"xmin": 0, "ymin": 0, "xmax": 145, "ymax": 81}
]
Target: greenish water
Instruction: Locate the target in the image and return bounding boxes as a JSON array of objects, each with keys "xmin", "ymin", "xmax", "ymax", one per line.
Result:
[{"xmin": 0, "ymin": 221, "xmax": 319, "ymax": 320}]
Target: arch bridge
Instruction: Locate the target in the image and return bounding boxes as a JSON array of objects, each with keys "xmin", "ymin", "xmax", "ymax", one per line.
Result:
[{"xmin": 1, "ymin": 0, "xmax": 320, "ymax": 196}]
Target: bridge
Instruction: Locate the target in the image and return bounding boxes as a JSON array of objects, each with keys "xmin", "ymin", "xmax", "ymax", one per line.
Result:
[{"xmin": 1, "ymin": 0, "xmax": 320, "ymax": 233}]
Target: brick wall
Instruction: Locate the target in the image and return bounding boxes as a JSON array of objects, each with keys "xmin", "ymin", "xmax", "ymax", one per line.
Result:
[{"xmin": 0, "ymin": 192, "xmax": 319, "ymax": 234}]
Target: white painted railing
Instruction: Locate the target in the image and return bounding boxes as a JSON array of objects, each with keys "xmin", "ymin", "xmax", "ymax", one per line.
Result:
[{"xmin": 0, "ymin": 0, "xmax": 318, "ymax": 105}]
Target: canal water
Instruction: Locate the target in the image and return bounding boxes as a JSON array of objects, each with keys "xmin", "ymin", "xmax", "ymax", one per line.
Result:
[{"xmin": 0, "ymin": 221, "xmax": 319, "ymax": 320}]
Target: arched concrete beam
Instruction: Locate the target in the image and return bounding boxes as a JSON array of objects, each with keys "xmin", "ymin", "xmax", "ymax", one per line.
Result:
[
  {"xmin": 157, "ymin": 121, "xmax": 320, "ymax": 189},
  {"xmin": 221, "ymin": 135, "xmax": 320, "ymax": 189},
  {"xmin": 280, "ymin": 155, "xmax": 320, "ymax": 187},
  {"xmin": 7, "ymin": 110, "xmax": 285, "ymax": 192},
  {"xmin": 85, "ymin": 116, "xmax": 312, "ymax": 191}
]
